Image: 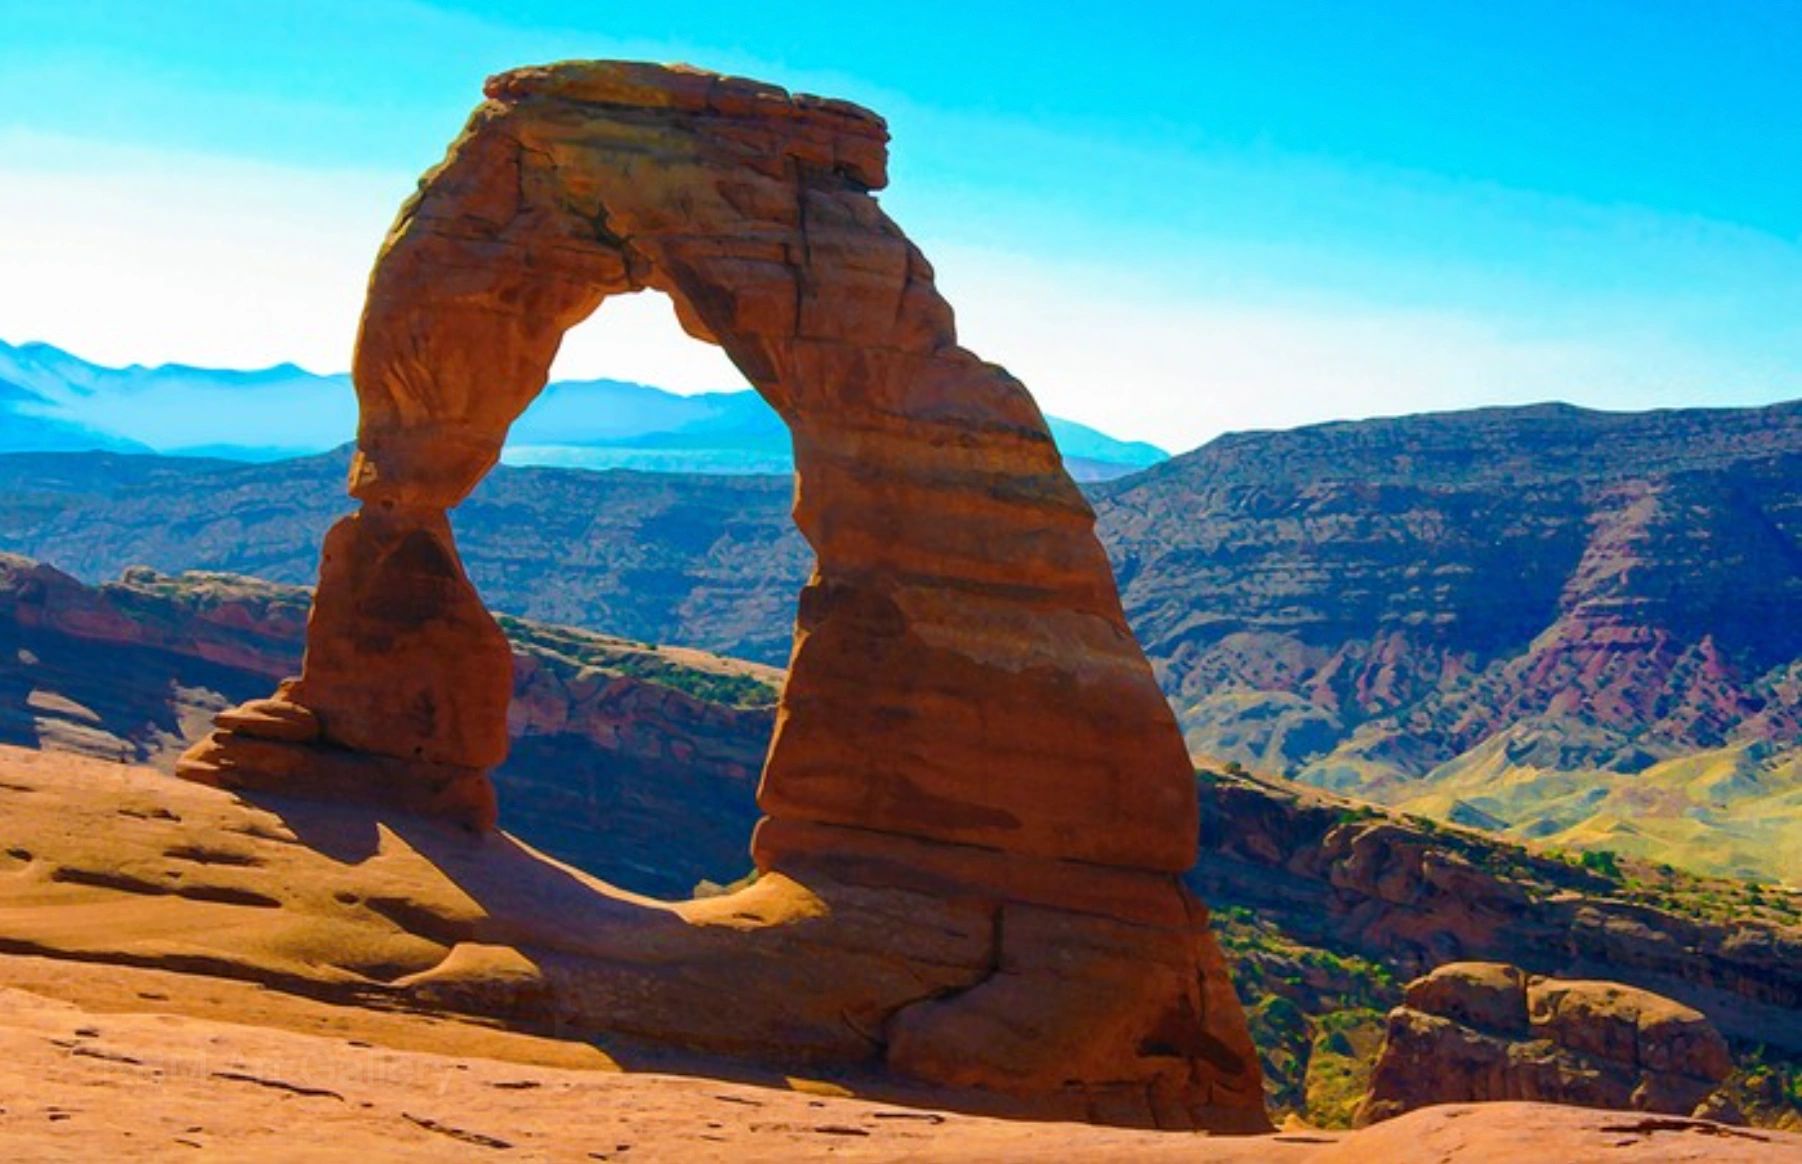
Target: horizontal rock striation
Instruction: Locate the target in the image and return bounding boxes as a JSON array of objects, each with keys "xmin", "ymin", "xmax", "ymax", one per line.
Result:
[{"xmin": 1188, "ymin": 767, "xmax": 1802, "ymax": 1055}]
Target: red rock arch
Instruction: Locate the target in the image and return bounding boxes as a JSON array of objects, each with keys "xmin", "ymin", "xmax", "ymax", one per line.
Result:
[{"xmin": 180, "ymin": 61, "xmax": 1264, "ymax": 1129}]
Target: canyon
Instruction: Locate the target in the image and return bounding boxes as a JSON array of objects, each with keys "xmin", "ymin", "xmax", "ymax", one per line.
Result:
[{"xmin": 5, "ymin": 396, "xmax": 1798, "ymax": 883}]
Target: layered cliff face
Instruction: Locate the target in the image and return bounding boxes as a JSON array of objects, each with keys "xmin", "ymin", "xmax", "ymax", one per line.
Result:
[
  {"xmin": 1099, "ymin": 403, "xmax": 1802, "ymax": 763},
  {"xmin": 1189, "ymin": 764, "xmax": 1802, "ymax": 1129},
  {"xmin": 1189, "ymin": 766, "xmax": 1802, "ymax": 1056},
  {"xmin": 0, "ymin": 553, "xmax": 776, "ymax": 897},
  {"xmin": 1097, "ymin": 402, "xmax": 1802, "ymax": 880},
  {"xmin": 0, "ymin": 554, "xmax": 307, "ymax": 764}
]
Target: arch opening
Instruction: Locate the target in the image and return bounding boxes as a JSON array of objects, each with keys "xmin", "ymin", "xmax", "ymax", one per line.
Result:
[{"xmin": 456, "ymin": 287, "xmax": 805, "ymax": 899}]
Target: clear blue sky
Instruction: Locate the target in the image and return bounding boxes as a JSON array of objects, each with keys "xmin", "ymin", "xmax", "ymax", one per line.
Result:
[{"xmin": 2, "ymin": 0, "xmax": 1798, "ymax": 448}]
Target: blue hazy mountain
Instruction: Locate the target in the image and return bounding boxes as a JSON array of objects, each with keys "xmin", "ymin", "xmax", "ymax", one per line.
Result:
[
  {"xmin": 0, "ymin": 340, "xmax": 1168, "ymax": 480},
  {"xmin": 0, "ymin": 370, "xmax": 150, "ymax": 454},
  {"xmin": 0, "ymin": 341, "xmax": 354, "ymax": 460}
]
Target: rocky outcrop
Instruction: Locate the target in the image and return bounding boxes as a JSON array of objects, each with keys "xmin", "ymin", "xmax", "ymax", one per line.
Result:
[
  {"xmin": 0, "ymin": 554, "xmax": 307, "ymax": 764},
  {"xmin": 1360, "ymin": 962, "xmax": 1734, "ymax": 1123},
  {"xmin": 1189, "ymin": 767, "xmax": 1802, "ymax": 1058},
  {"xmin": 172, "ymin": 62, "xmax": 1261, "ymax": 1126},
  {"xmin": 0, "ymin": 554, "xmax": 307, "ymax": 680}
]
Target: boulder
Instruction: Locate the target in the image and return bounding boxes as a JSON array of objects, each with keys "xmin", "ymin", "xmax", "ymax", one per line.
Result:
[{"xmin": 1403, "ymin": 960, "xmax": 1529, "ymax": 1035}]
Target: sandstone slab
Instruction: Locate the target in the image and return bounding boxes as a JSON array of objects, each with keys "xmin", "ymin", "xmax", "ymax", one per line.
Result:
[{"xmin": 2, "ymin": 959, "xmax": 1795, "ymax": 1161}]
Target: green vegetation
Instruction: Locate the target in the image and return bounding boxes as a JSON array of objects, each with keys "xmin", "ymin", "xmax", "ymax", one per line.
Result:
[
  {"xmin": 1303, "ymin": 1009, "xmax": 1387, "ymax": 1128},
  {"xmin": 1578, "ymin": 848, "xmax": 1622, "ymax": 879},
  {"xmin": 497, "ymin": 613, "xmax": 780, "ymax": 708},
  {"xmin": 1720, "ymin": 1046, "xmax": 1802, "ymax": 1132},
  {"xmin": 1212, "ymin": 907, "xmax": 1400, "ymax": 1126},
  {"xmin": 1372, "ymin": 745, "xmax": 1802, "ymax": 890},
  {"xmin": 1199, "ymin": 763, "xmax": 1802, "ymax": 1129}
]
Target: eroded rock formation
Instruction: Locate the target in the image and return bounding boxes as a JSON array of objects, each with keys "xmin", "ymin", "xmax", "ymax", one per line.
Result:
[
  {"xmin": 1360, "ymin": 962, "xmax": 1735, "ymax": 1124},
  {"xmin": 173, "ymin": 61, "xmax": 1263, "ymax": 1127},
  {"xmin": 1190, "ymin": 767, "xmax": 1802, "ymax": 1055}
]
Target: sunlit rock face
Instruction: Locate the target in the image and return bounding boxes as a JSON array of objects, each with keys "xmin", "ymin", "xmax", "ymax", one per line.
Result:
[
  {"xmin": 176, "ymin": 60, "xmax": 1264, "ymax": 1128},
  {"xmin": 1360, "ymin": 962, "xmax": 1736, "ymax": 1125}
]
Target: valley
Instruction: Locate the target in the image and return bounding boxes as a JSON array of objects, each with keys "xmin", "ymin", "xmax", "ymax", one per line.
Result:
[{"xmin": 6, "ymin": 396, "xmax": 1798, "ymax": 884}]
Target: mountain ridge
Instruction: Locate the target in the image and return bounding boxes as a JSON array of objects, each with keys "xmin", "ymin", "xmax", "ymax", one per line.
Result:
[
  {"xmin": 0, "ymin": 338, "xmax": 1167, "ymax": 479},
  {"xmin": 1094, "ymin": 396, "xmax": 1802, "ymax": 881}
]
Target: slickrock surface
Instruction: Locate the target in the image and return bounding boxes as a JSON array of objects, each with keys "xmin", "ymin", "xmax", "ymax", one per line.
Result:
[
  {"xmin": 175, "ymin": 60, "xmax": 1259, "ymax": 1123},
  {"xmin": 1, "ymin": 958, "xmax": 1794, "ymax": 1162},
  {"xmin": 13, "ymin": 741, "xmax": 1258, "ymax": 1127},
  {"xmin": 1362, "ymin": 962, "xmax": 1736, "ymax": 1123}
]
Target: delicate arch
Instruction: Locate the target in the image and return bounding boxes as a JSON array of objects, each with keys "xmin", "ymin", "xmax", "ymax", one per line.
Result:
[{"xmin": 178, "ymin": 61, "xmax": 1264, "ymax": 1128}]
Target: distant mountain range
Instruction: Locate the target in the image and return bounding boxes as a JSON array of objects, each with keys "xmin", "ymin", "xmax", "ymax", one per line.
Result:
[
  {"xmin": 2, "ymin": 397, "xmax": 1797, "ymax": 883},
  {"xmin": 0, "ymin": 339, "xmax": 1167, "ymax": 480}
]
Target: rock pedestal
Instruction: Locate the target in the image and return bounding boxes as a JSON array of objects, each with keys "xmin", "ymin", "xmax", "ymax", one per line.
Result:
[{"xmin": 177, "ymin": 60, "xmax": 1265, "ymax": 1128}]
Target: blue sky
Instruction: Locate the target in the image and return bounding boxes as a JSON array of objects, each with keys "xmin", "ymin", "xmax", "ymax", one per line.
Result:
[{"xmin": 1, "ymin": 1, "xmax": 1798, "ymax": 449}]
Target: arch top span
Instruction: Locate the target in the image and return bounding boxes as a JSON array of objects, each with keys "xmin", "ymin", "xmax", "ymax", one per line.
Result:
[
  {"xmin": 177, "ymin": 61, "xmax": 1265, "ymax": 1128},
  {"xmin": 348, "ymin": 59, "xmax": 915, "ymax": 510}
]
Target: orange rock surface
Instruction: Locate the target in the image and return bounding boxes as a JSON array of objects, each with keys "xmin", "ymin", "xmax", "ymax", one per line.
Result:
[
  {"xmin": 3, "ymin": 956, "xmax": 1795, "ymax": 1161},
  {"xmin": 170, "ymin": 61, "xmax": 1260, "ymax": 1125},
  {"xmin": 1362, "ymin": 962, "xmax": 1738, "ymax": 1124}
]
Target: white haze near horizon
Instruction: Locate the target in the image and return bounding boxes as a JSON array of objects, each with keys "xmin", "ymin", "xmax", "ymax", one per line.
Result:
[{"xmin": 2, "ymin": 130, "xmax": 1798, "ymax": 455}]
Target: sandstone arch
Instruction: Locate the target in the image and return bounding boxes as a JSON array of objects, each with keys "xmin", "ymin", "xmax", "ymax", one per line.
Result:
[{"xmin": 179, "ymin": 61, "xmax": 1264, "ymax": 1129}]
